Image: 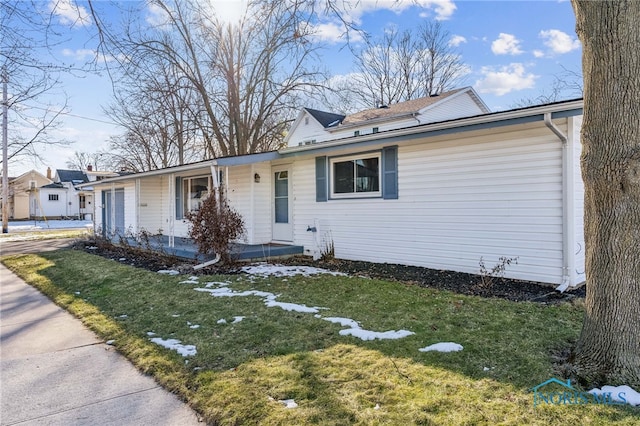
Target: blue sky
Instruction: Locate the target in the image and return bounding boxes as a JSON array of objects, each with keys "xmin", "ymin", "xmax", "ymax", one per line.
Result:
[{"xmin": 11, "ymin": 0, "xmax": 581, "ymax": 176}]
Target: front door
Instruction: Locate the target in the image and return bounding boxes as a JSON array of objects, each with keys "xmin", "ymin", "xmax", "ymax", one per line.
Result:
[{"xmin": 272, "ymin": 168, "xmax": 293, "ymax": 241}]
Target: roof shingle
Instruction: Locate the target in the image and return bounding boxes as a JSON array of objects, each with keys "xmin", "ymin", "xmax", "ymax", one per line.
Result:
[{"xmin": 341, "ymin": 88, "xmax": 466, "ymax": 125}]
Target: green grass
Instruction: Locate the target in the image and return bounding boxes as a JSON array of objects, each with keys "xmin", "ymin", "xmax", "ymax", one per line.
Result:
[
  {"xmin": 0, "ymin": 228, "xmax": 91, "ymax": 241},
  {"xmin": 2, "ymin": 250, "xmax": 638, "ymax": 425}
]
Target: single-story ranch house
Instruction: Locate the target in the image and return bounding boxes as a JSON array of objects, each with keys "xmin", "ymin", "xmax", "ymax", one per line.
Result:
[{"xmin": 82, "ymin": 87, "xmax": 585, "ymax": 288}]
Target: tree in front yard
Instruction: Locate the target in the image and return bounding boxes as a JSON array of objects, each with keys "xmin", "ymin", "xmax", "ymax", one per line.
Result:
[
  {"xmin": 185, "ymin": 187, "xmax": 245, "ymax": 264},
  {"xmin": 571, "ymin": 0, "xmax": 640, "ymax": 387}
]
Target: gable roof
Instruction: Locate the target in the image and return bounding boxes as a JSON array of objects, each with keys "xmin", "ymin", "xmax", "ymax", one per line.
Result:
[
  {"xmin": 56, "ymin": 169, "xmax": 89, "ymax": 184},
  {"xmin": 40, "ymin": 182, "xmax": 66, "ymax": 189},
  {"xmin": 9, "ymin": 169, "xmax": 51, "ymax": 184},
  {"xmin": 304, "ymin": 108, "xmax": 345, "ymax": 128},
  {"xmin": 340, "ymin": 87, "xmax": 486, "ymax": 126}
]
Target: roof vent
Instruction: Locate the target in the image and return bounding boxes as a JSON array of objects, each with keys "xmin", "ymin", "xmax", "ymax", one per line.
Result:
[{"xmin": 378, "ymin": 104, "xmax": 389, "ymax": 109}]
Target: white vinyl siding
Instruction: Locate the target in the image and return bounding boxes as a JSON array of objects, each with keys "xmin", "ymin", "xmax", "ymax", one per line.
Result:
[
  {"xmin": 293, "ymin": 124, "xmax": 566, "ymax": 284},
  {"xmin": 138, "ymin": 176, "xmax": 165, "ymax": 235},
  {"xmin": 418, "ymin": 92, "xmax": 487, "ymax": 124},
  {"xmin": 223, "ymin": 164, "xmax": 272, "ymax": 244}
]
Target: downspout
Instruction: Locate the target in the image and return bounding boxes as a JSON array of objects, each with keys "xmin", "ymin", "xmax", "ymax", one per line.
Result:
[{"xmin": 544, "ymin": 113, "xmax": 571, "ymax": 292}]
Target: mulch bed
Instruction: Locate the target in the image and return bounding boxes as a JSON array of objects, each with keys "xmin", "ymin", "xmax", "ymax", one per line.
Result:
[{"xmin": 74, "ymin": 240, "xmax": 585, "ymax": 304}]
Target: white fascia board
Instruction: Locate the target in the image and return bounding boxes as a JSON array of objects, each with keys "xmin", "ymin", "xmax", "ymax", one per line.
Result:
[{"xmin": 283, "ymin": 109, "xmax": 306, "ymax": 145}]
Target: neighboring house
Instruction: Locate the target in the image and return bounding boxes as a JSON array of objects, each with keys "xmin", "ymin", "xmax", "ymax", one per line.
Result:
[
  {"xmin": 35, "ymin": 166, "xmax": 118, "ymax": 219},
  {"xmin": 0, "ymin": 170, "xmax": 52, "ymax": 219},
  {"xmin": 35, "ymin": 169, "xmax": 89, "ymax": 219},
  {"xmin": 83, "ymin": 87, "xmax": 585, "ymax": 287}
]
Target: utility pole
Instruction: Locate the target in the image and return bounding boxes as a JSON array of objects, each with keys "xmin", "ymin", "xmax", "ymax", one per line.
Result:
[{"xmin": 2, "ymin": 67, "xmax": 8, "ymax": 233}]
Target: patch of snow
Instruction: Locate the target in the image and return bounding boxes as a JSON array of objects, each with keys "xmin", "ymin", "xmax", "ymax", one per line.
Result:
[
  {"xmin": 374, "ymin": 403, "xmax": 380, "ymax": 410},
  {"xmin": 419, "ymin": 342, "xmax": 463, "ymax": 353},
  {"xmin": 231, "ymin": 316, "xmax": 245, "ymax": 324},
  {"xmin": 119, "ymin": 258, "xmax": 126, "ymax": 261},
  {"xmin": 88, "ymin": 246, "xmax": 98, "ymax": 250},
  {"xmin": 204, "ymin": 281, "xmax": 229, "ymax": 288},
  {"xmin": 278, "ymin": 399, "xmax": 298, "ymax": 409},
  {"xmin": 158, "ymin": 270, "xmax": 179, "ymax": 275},
  {"xmin": 217, "ymin": 318, "xmax": 227, "ymax": 324},
  {"xmin": 589, "ymin": 385, "xmax": 640, "ymax": 406},
  {"xmin": 6, "ymin": 219, "xmax": 93, "ymax": 231},
  {"xmin": 322, "ymin": 317, "xmax": 360, "ymax": 329},
  {"xmin": 150, "ymin": 337, "xmax": 197, "ymax": 357},
  {"xmin": 340, "ymin": 328, "xmax": 415, "ymax": 341},
  {"xmin": 147, "ymin": 332, "xmax": 156, "ymax": 336},
  {"xmin": 179, "ymin": 279, "xmax": 199, "ymax": 284},
  {"xmin": 105, "ymin": 340, "xmax": 115, "ymax": 345},
  {"xmin": 74, "ymin": 291, "xmax": 81, "ymax": 295},
  {"xmin": 171, "ymin": 314, "xmax": 181, "ymax": 317},
  {"xmin": 241, "ymin": 263, "xmax": 347, "ymax": 278},
  {"xmin": 117, "ymin": 314, "xmax": 128, "ymax": 319},
  {"xmin": 264, "ymin": 294, "xmax": 322, "ymax": 313},
  {"xmin": 323, "ymin": 316, "xmax": 414, "ymax": 341},
  {"xmin": 189, "ymin": 325, "xmax": 200, "ymax": 329}
]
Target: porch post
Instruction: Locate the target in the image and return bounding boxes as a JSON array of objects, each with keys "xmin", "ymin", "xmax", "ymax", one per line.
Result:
[{"xmin": 168, "ymin": 174, "xmax": 175, "ymax": 248}]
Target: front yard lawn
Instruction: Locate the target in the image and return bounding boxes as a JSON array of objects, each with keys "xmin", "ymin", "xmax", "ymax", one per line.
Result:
[{"xmin": 2, "ymin": 250, "xmax": 638, "ymax": 425}]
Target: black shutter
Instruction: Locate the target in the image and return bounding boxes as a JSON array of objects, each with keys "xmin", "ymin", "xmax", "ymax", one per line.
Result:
[
  {"xmin": 175, "ymin": 177, "xmax": 183, "ymax": 218},
  {"xmin": 382, "ymin": 146, "xmax": 398, "ymax": 199},
  {"xmin": 315, "ymin": 156, "xmax": 328, "ymax": 202}
]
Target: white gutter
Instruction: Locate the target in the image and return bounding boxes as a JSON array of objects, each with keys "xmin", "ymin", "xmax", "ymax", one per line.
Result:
[{"xmin": 544, "ymin": 112, "xmax": 572, "ymax": 292}]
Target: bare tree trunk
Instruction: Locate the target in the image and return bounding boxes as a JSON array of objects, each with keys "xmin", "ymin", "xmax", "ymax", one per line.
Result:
[{"xmin": 571, "ymin": 0, "xmax": 640, "ymax": 387}]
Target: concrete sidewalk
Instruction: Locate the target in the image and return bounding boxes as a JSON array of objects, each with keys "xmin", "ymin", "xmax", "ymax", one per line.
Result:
[{"xmin": 0, "ymin": 264, "xmax": 202, "ymax": 425}]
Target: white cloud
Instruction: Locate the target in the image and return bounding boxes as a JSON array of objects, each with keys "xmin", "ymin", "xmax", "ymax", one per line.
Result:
[
  {"xmin": 61, "ymin": 48, "xmax": 122, "ymax": 64},
  {"xmin": 323, "ymin": 0, "xmax": 456, "ymax": 25},
  {"xmin": 539, "ymin": 29, "xmax": 581, "ymax": 54},
  {"xmin": 49, "ymin": 0, "xmax": 91, "ymax": 27},
  {"xmin": 475, "ymin": 63, "xmax": 538, "ymax": 96},
  {"xmin": 61, "ymin": 48, "xmax": 95, "ymax": 62},
  {"xmin": 449, "ymin": 35, "xmax": 467, "ymax": 47},
  {"xmin": 146, "ymin": 3, "xmax": 170, "ymax": 26},
  {"xmin": 208, "ymin": 0, "xmax": 249, "ymax": 25},
  {"xmin": 491, "ymin": 33, "xmax": 523, "ymax": 55},
  {"xmin": 307, "ymin": 21, "xmax": 363, "ymax": 43},
  {"xmin": 532, "ymin": 50, "xmax": 545, "ymax": 58}
]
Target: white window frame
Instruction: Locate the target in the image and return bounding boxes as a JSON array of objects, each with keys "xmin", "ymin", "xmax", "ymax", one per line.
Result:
[
  {"xmin": 48, "ymin": 194, "xmax": 59, "ymax": 201},
  {"xmin": 182, "ymin": 175, "xmax": 212, "ymax": 214},
  {"xmin": 329, "ymin": 152, "xmax": 382, "ymax": 199}
]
